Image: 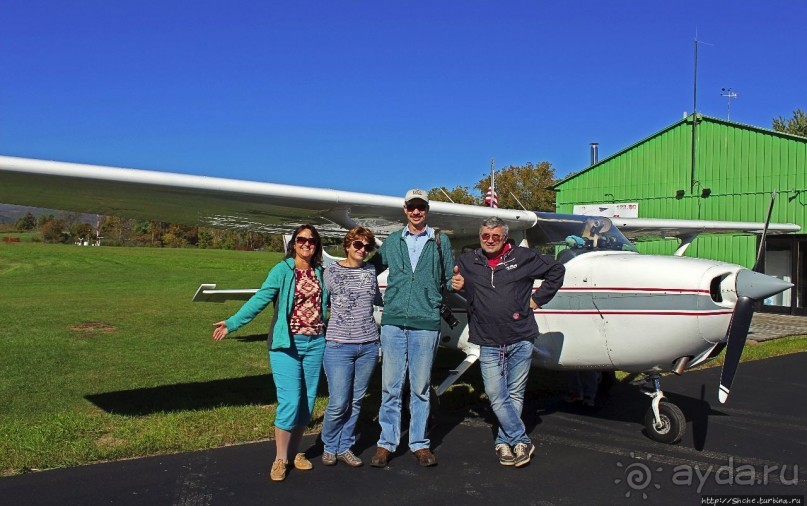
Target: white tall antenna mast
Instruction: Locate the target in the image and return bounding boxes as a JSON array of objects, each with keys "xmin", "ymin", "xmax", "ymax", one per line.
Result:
[{"xmin": 720, "ymin": 87, "xmax": 738, "ymax": 121}]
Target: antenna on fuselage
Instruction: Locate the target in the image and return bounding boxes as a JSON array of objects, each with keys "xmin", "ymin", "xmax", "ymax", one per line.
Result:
[{"xmin": 509, "ymin": 192, "xmax": 528, "ymax": 211}]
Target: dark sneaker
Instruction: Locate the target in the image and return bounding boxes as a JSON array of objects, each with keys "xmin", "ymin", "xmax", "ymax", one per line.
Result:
[
  {"xmin": 321, "ymin": 451, "xmax": 337, "ymax": 466},
  {"xmin": 513, "ymin": 442, "xmax": 535, "ymax": 467},
  {"xmin": 370, "ymin": 447, "xmax": 392, "ymax": 468},
  {"xmin": 495, "ymin": 444, "xmax": 515, "ymax": 466},
  {"xmin": 337, "ymin": 449, "xmax": 363, "ymax": 467},
  {"xmin": 412, "ymin": 448, "xmax": 437, "ymax": 467}
]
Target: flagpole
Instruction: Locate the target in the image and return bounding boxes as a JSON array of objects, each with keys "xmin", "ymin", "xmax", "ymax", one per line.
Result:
[{"xmin": 490, "ymin": 158, "xmax": 495, "ymax": 208}]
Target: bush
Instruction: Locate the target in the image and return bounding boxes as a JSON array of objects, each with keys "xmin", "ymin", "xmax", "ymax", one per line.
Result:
[{"xmin": 41, "ymin": 220, "xmax": 70, "ymax": 244}]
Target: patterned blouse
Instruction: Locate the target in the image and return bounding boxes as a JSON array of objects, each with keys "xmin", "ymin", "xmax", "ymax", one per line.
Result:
[
  {"xmin": 324, "ymin": 262, "xmax": 381, "ymax": 343},
  {"xmin": 289, "ymin": 268, "xmax": 324, "ymax": 336}
]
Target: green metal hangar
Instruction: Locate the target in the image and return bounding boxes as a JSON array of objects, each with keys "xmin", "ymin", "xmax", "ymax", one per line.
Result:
[{"xmin": 552, "ymin": 113, "xmax": 807, "ymax": 315}]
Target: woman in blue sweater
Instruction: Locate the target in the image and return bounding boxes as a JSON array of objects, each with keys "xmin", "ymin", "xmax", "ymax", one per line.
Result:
[{"xmin": 212, "ymin": 224, "xmax": 328, "ymax": 482}]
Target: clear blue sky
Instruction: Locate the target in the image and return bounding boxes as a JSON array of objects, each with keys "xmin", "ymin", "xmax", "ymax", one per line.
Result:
[{"xmin": 2, "ymin": 1, "xmax": 804, "ymax": 196}]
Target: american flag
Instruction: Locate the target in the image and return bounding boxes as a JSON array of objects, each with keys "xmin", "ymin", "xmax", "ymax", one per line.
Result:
[{"xmin": 484, "ymin": 186, "xmax": 499, "ymax": 208}]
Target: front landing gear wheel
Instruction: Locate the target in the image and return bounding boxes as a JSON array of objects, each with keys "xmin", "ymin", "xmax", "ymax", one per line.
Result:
[{"xmin": 644, "ymin": 401, "xmax": 686, "ymax": 444}]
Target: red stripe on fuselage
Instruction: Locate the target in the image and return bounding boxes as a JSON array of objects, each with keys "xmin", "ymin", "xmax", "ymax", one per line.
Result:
[
  {"xmin": 378, "ymin": 285, "xmax": 710, "ymax": 294},
  {"xmin": 443, "ymin": 309, "xmax": 732, "ymax": 316},
  {"xmin": 553, "ymin": 287, "xmax": 710, "ymax": 294}
]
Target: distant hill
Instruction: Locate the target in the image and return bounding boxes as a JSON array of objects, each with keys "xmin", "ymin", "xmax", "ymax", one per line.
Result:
[{"xmin": 0, "ymin": 203, "xmax": 98, "ymax": 224}]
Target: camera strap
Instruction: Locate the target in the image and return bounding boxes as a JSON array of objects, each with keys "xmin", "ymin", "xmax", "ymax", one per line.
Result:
[{"xmin": 434, "ymin": 228, "xmax": 446, "ymax": 294}]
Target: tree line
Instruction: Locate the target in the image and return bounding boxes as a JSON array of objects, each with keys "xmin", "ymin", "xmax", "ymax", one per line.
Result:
[
  {"xmin": 427, "ymin": 161, "xmax": 557, "ymax": 211},
  {"xmin": 12, "ymin": 212, "xmax": 287, "ymax": 250},
  {"xmin": 773, "ymin": 108, "xmax": 807, "ymax": 137}
]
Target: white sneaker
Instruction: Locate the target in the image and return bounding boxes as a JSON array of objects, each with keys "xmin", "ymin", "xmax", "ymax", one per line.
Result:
[{"xmin": 337, "ymin": 449, "xmax": 364, "ymax": 467}]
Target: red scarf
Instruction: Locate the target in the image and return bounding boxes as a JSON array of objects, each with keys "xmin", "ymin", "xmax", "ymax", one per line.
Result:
[{"xmin": 488, "ymin": 242, "xmax": 513, "ymax": 268}]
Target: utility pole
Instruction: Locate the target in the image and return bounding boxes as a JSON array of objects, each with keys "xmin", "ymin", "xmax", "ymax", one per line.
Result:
[
  {"xmin": 689, "ymin": 34, "xmax": 712, "ymax": 192},
  {"xmin": 690, "ymin": 36, "xmax": 698, "ymax": 193}
]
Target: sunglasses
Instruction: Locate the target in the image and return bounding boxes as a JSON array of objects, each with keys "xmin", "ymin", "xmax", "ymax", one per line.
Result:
[
  {"xmin": 295, "ymin": 236, "xmax": 318, "ymax": 246},
  {"xmin": 480, "ymin": 233, "xmax": 504, "ymax": 243},
  {"xmin": 350, "ymin": 240, "xmax": 374, "ymax": 252},
  {"xmin": 405, "ymin": 203, "xmax": 428, "ymax": 212}
]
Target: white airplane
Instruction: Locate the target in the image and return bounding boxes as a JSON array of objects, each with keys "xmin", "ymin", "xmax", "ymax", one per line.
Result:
[{"xmin": 0, "ymin": 154, "xmax": 799, "ymax": 444}]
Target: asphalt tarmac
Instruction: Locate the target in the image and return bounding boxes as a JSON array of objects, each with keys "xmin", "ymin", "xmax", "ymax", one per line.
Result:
[{"xmin": 3, "ymin": 353, "xmax": 806, "ymax": 505}]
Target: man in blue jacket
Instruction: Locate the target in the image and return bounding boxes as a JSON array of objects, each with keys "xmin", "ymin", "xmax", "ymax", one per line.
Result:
[
  {"xmin": 454, "ymin": 216, "xmax": 565, "ymax": 467},
  {"xmin": 369, "ymin": 189, "xmax": 455, "ymax": 468}
]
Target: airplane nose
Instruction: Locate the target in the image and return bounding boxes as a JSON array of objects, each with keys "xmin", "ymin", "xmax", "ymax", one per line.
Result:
[{"xmin": 735, "ymin": 269, "xmax": 793, "ymax": 301}]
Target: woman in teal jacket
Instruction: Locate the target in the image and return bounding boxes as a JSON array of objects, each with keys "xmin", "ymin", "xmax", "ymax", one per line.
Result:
[{"xmin": 212, "ymin": 224, "xmax": 329, "ymax": 482}]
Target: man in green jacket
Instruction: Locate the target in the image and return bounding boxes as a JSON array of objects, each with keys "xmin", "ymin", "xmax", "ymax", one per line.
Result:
[{"xmin": 369, "ymin": 189, "xmax": 455, "ymax": 468}]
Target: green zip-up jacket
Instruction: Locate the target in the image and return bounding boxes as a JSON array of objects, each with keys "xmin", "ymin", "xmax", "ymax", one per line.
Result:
[
  {"xmin": 372, "ymin": 227, "xmax": 454, "ymax": 331},
  {"xmin": 224, "ymin": 257, "xmax": 328, "ymax": 350}
]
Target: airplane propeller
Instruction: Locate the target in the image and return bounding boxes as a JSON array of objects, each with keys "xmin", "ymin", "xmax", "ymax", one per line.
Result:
[{"xmin": 718, "ymin": 269, "xmax": 793, "ymax": 403}]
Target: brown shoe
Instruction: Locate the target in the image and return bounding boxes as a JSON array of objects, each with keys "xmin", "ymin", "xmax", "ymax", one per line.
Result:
[
  {"xmin": 269, "ymin": 459, "xmax": 288, "ymax": 481},
  {"xmin": 293, "ymin": 452, "xmax": 313, "ymax": 470},
  {"xmin": 412, "ymin": 448, "xmax": 437, "ymax": 467},
  {"xmin": 370, "ymin": 447, "xmax": 392, "ymax": 468}
]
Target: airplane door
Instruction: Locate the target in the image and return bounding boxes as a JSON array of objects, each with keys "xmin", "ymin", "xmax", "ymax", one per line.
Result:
[{"xmin": 534, "ymin": 255, "xmax": 614, "ymax": 369}]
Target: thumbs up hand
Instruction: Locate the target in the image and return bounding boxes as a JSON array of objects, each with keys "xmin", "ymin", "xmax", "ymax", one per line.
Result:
[{"xmin": 451, "ymin": 265, "xmax": 465, "ymax": 291}]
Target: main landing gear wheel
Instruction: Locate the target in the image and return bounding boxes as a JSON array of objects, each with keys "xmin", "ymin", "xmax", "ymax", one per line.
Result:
[{"xmin": 644, "ymin": 401, "xmax": 686, "ymax": 444}]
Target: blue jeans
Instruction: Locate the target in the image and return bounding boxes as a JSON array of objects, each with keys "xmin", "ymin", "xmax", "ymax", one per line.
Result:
[
  {"xmin": 479, "ymin": 340, "xmax": 534, "ymax": 446},
  {"xmin": 269, "ymin": 334, "xmax": 325, "ymax": 431},
  {"xmin": 321, "ymin": 340, "xmax": 379, "ymax": 455},
  {"xmin": 569, "ymin": 371, "xmax": 601, "ymax": 401},
  {"xmin": 377, "ymin": 325, "xmax": 439, "ymax": 452}
]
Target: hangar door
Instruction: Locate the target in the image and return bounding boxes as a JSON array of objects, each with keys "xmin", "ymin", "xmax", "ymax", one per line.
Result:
[{"xmin": 762, "ymin": 235, "xmax": 807, "ymax": 316}]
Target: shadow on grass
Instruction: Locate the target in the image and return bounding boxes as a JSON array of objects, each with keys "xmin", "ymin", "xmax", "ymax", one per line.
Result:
[
  {"xmin": 85, "ymin": 374, "xmax": 279, "ymax": 416},
  {"xmin": 232, "ymin": 333, "xmax": 268, "ymax": 343}
]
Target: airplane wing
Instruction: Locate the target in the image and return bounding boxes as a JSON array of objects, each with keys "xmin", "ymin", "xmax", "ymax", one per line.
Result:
[
  {"xmin": 0, "ymin": 155, "xmax": 536, "ymax": 239},
  {"xmin": 1, "ymin": 155, "xmax": 799, "ymax": 242},
  {"xmin": 610, "ymin": 217, "xmax": 800, "ymax": 240}
]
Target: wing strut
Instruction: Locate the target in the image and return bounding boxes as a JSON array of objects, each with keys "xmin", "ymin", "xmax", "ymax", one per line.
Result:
[
  {"xmin": 673, "ymin": 233, "xmax": 699, "ymax": 256},
  {"xmin": 435, "ymin": 353, "xmax": 479, "ymax": 396}
]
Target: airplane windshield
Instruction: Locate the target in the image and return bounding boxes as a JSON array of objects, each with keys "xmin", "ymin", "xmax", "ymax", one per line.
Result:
[{"xmin": 527, "ymin": 212, "xmax": 637, "ymax": 263}]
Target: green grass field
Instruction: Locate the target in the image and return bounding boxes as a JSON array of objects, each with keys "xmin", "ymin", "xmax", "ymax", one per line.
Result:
[
  {"xmin": 0, "ymin": 243, "xmax": 290, "ymax": 475},
  {"xmin": 1, "ymin": 242, "xmax": 805, "ymax": 476}
]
